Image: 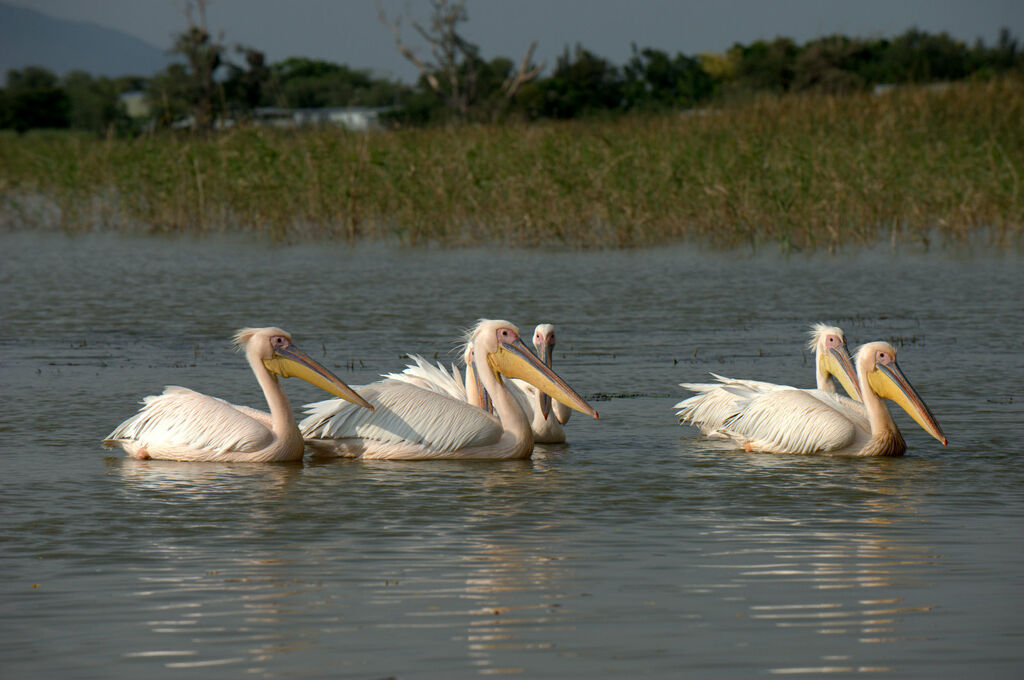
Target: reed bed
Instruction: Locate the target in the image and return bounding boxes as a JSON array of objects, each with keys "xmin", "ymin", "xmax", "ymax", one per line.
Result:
[{"xmin": 2, "ymin": 77, "xmax": 1021, "ymax": 250}]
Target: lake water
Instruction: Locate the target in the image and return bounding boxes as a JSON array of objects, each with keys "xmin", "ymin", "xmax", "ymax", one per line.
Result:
[{"xmin": 1, "ymin": 231, "xmax": 1022, "ymax": 678}]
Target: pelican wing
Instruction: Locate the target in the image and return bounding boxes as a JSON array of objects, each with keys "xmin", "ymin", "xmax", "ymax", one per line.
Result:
[
  {"xmin": 675, "ymin": 385, "xmax": 745, "ymax": 432},
  {"xmin": 301, "ymin": 381, "xmax": 501, "ymax": 452},
  {"xmin": 380, "ymin": 355, "xmax": 468, "ymax": 401},
  {"xmin": 719, "ymin": 389, "xmax": 860, "ymax": 454},
  {"xmin": 675, "ymin": 373, "xmax": 792, "ymax": 432},
  {"xmin": 708, "ymin": 372, "xmax": 790, "ymax": 393},
  {"xmin": 102, "ymin": 386, "xmax": 274, "ymax": 454}
]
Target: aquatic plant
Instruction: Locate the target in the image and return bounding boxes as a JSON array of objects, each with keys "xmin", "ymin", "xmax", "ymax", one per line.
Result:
[{"xmin": 1, "ymin": 77, "xmax": 1021, "ymax": 250}]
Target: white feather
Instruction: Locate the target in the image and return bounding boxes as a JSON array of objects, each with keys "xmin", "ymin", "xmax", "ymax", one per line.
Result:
[
  {"xmin": 380, "ymin": 355, "xmax": 468, "ymax": 401},
  {"xmin": 717, "ymin": 389, "xmax": 867, "ymax": 454},
  {"xmin": 301, "ymin": 381, "xmax": 502, "ymax": 458},
  {"xmin": 103, "ymin": 386, "xmax": 276, "ymax": 460}
]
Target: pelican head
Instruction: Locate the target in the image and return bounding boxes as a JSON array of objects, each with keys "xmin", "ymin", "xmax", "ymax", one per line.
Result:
[
  {"xmin": 808, "ymin": 323, "xmax": 862, "ymax": 401},
  {"xmin": 856, "ymin": 341, "xmax": 946, "ymax": 446},
  {"xmin": 533, "ymin": 323, "xmax": 557, "ymax": 418},
  {"xmin": 234, "ymin": 327, "xmax": 373, "ymax": 410},
  {"xmin": 468, "ymin": 320, "xmax": 598, "ymax": 419}
]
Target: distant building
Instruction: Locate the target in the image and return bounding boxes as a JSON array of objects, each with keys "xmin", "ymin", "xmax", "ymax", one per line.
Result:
[
  {"xmin": 119, "ymin": 90, "xmax": 151, "ymax": 119},
  {"xmin": 166, "ymin": 106, "xmax": 396, "ymax": 132},
  {"xmin": 252, "ymin": 106, "xmax": 394, "ymax": 131}
]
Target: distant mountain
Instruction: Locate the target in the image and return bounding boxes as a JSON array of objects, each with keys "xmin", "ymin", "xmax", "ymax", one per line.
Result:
[{"xmin": 0, "ymin": 2, "xmax": 173, "ymax": 79}]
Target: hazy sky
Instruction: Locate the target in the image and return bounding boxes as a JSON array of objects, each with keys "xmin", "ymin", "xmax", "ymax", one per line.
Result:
[{"xmin": 10, "ymin": 0, "xmax": 1023, "ymax": 81}]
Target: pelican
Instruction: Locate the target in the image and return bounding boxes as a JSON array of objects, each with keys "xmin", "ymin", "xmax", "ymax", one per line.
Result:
[
  {"xmin": 508, "ymin": 324, "xmax": 574, "ymax": 444},
  {"xmin": 300, "ymin": 320, "xmax": 599, "ymax": 460},
  {"xmin": 680, "ymin": 341, "xmax": 946, "ymax": 456},
  {"xmin": 674, "ymin": 324, "xmax": 862, "ymax": 436},
  {"xmin": 389, "ymin": 324, "xmax": 573, "ymax": 443},
  {"xmin": 103, "ymin": 327, "xmax": 373, "ymax": 462}
]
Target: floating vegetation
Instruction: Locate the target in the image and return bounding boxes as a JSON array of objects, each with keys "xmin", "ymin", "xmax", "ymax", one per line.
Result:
[{"xmin": 2, "ymin": 77, "xmax": 1021, "ymax": 250}]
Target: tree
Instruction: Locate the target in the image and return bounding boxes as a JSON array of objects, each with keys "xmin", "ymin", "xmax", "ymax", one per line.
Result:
[
  {"xmin": 526, "ymin": 46, "xmax": 623, "ymax": 119},
  {"xmin": 1, "ymin": 67, "xmax": 70, "ymax": 132},
  {"xmin": 63, "ymin": 71, "xmax": 133, "ymax": 134},
  {"xmin": 146, "ymin": 63, "xmax": 194, "ymax": 128},
  {"xmin": 732, "ymin": 38, "xmax": 798, "ymax": 93},
  {"xmin": 623, "ymin": 46, "xmax": 715, "ymax": 109},
  {"xmin": 881, "ymin": 28, "xmax": 970, "ymax": 82},
  {"xmin": 222, "ymin": 46, "xmax": 270, "ymax": 112},
  {"xmin": 790, "ymin": 36, "xmax": 871, "ymax": 94},
  {"xmin": 265, "ymin": 57, "xmax": 406, "ymax": 109},
  {"xmin": 380, "ymin": 0, "xmax": 543, "ymax": 119},
  {"xmin": 990, "ymin": 27, "xmax": 1021, "ymax": 71},
  {"xmin": 170, "ymin": 0, "xmax": 226, "ymax": 129}
]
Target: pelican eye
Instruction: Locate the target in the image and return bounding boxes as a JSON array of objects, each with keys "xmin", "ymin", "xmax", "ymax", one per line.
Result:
[
  {"xmin": 271, "ymin": 336, "xmax": 290, "ymax": 349},
  {"xmin": 826, "ymin": 335, "xmax": 841, "ymax": 347}
]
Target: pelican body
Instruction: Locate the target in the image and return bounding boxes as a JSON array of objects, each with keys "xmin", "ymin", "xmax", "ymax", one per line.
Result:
[
  {"xmin": 103, "ymin": 327, "xmax": 373, "ymax": 462},
  {"xmin": 675, "ymin": 324, "xmax": 862, "ymax": 437},
  {"xmin": 681, "ymin": 341, "xmax": 946, "ymax": 456},
  {"xmin": 300, "ymin": 320, "xmax": 598, "ymax": 460}
]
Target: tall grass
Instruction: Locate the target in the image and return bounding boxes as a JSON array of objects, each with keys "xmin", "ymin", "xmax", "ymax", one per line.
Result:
[{"xmin": 2, "ymin": 77, "xmax": 1021, "ymax": 249}]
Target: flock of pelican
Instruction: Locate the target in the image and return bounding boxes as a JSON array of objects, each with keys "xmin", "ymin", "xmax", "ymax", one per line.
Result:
[
  {"xmin": 104, "ymin": 320, "xmax": 597, "ymax": 462},
  {"xmin": 103, "ymin": 321, "xmax": 947, "ymax": 463},
  {"xmin": 674, "ymin": 324, "xmax": 947, "ymax": 456}
]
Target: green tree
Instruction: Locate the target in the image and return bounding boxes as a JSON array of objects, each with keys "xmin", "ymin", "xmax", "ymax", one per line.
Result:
[
  {"xmin": 1, "ymin": 67, "xmax": 70, "ymax": 132},
  {"xmin": 991, "ymin": 27, "xmax": 1022, "ymax": 71},
  {"xmin": 62, "ymin": 70, "xmax": 133, "ymax": 134},
  {"xmin": 881, "ymin": 28, "xmax": 971, "ymax": 82},
  {"xmin": 791, "ymin": 36, "xmax": 871, "ymax": 93},
  {"xmin": 732, "ymin": 38, "xmax": 798, "ymax": 92},
  {"xmin": 622, "ymin": 45, "xmax": 716, "ymax": 109},
  {"xmin": 526, "ymin": 46, "xmax": 623, "ymax": 119},
  {"xmin": 146, "ymin": 63, "xmax": 194, "ymax": 128},
  {"xmin": 267, "ymin": 57, "xmax": 404, "ymax": 109},
  {"xmin": 222, "ymin": 47, "xmax": 270, "ymax": 112},
  {"xmin": 168, "ymin": 0, "xmax": 226, "ymax": 129}
]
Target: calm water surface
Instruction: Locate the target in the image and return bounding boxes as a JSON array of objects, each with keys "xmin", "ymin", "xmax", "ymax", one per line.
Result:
[{"xmin": 1, "ymin": 231, "xmax": 1022, "ymax": 678}]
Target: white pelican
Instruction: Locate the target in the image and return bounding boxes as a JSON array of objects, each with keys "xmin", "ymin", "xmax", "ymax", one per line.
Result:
[
  {"xmin": 388, "ymin": 324, "xmax": 573, "ymax": 444},
  {"xmin": 680, "ymin": 341, "xmax": 946, "ymax": 456},
  {"xmin": 674, "ymin": 324, "xmax": 862, "ymax": 436},
  {"xmin": 103, "ymin": 327, "xmax": 373, "ymax": 462},
  {"xmin": 508, "ymin": 324, "xmax": 574, "ymax": 444},
  {"xmin": 300, "ymin": 320, "xmax": 599, "ymax": 460}
]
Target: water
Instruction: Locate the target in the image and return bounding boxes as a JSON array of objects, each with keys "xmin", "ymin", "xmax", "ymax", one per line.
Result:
[{"xmin": 1, "ymin": 231, "xmax": 1022, "ymax": 678}]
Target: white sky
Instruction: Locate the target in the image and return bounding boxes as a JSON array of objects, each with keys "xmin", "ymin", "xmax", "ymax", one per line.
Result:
[{"xmin": 8, "ymin": 0, "xmax": 1023, "ymax": 82}]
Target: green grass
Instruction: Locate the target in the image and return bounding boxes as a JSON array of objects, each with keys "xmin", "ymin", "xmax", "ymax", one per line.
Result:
[{"xmin": 2, "ymin": 77, "xmax": 1021, "ymax": 250}]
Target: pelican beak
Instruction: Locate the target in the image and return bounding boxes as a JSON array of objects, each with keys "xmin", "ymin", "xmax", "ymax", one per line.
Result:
[
  {"xmin": 823, "ymin": 343, "xmax": 863, "ymax": 401},
  {"xmin": 535, "ymin": 339, "xmax": 553, "ymax": 419},
  {"xmin": 488, "ymin": 338, "xmax": 598, "ymax": 419},
  {"xmin": 466, "ymin": 359, "xmax": 493, "ymax": 413},
  {"xmin": 264, "ymin": 343, "xmax": 374, "ymax": 411},
  {"xmin": 868, "ymin": 360, "xmax": 946, "ymax": 446}
]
